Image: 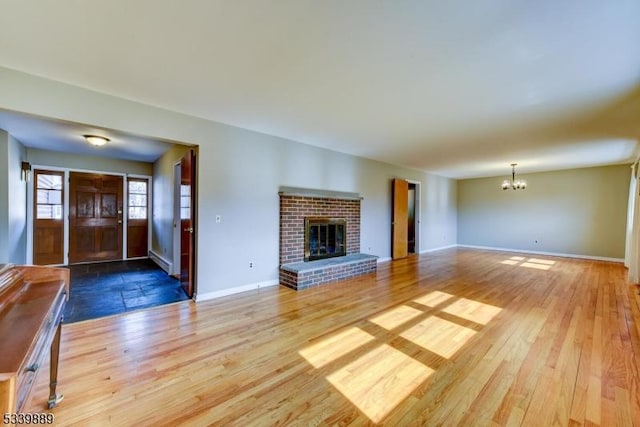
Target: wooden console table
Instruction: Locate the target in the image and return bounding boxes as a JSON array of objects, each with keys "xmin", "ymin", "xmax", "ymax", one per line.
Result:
[{"xmin": 0, "ymin": 263, "xmax": 69, "ymax": 413}]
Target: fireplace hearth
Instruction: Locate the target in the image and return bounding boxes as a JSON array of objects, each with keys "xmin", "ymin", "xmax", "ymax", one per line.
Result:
[
  {"xmin": 305, "ymin": 217, "xmax": 346, "ymax": 261},
  {"xmin": 279, "ymin": 190, "xmax": 376, "ymax": 290}
]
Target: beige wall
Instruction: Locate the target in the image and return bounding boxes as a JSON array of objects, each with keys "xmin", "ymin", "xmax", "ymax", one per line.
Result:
[{"xmin": 458, "ymin": 164, "xmax": 631, "ymax": 259}]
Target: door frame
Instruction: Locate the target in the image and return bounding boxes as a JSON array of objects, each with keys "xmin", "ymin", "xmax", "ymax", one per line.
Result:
[
  {"xmin": 172, "ymin": 161, "xmax": 181, "ymax": 276},
  {"xmin": 407, "ymin": 179, "xmax": 421, "ymax": 254},
  {"xmin": 391, "ymin": 178, "xmax": 421, "ymax": 260},
  {"xmin": 27, "ymin": 165, "xmax": 152, "ymax": 265},
  {"xmin": 126, "ymin": 173, "xmax": 153, "ymax": 261}
]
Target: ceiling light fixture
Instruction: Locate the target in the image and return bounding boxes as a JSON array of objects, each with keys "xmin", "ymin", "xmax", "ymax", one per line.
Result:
[
  {"xmin": 501, "ymin": 163, "xmax": 527, "ymax": 190},
  {"xmin": 84, "ymin": 135, "xmax": 110, "ymax": 146}
]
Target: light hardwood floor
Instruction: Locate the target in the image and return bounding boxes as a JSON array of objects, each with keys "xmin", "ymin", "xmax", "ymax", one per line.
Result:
[{"xmin": 25, "ymin": 248, "xmax": 640, "ymax": 426}]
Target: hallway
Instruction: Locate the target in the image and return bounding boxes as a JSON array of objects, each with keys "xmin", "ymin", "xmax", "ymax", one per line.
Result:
[{"xmin": 64, "ymin": 259, "xmax": 189, "ymax": 323}]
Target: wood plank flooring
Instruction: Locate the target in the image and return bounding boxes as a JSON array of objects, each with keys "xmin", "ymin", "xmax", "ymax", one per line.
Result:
[{"xmin": 24, "ymin": 248, "xmax": 640, "ymax": 426}]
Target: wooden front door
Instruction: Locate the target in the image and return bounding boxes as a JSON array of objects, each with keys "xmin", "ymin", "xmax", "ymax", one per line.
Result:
[
  {"xmin": 180, "ymin": 150, "xmax": 196, "ymax": 297},
  {"xmin": 69, "ymin": 172, "xmax": 123, "ymax": 263},
  {"xmin": 392, "ymin": 178, "xmax": 408, "ymax": 260},
  {"xmin": 33, "ymin": 170, "xmax": 65, "ymax": 265}
]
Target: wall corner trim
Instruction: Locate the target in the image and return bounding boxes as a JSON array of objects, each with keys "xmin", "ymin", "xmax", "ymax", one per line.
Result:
[
  {"xmin": 457, "ymin": 244, "xmax": 624, "ymax": 263},
  {"xmin": 194, "ymin": 279, "xmax": 279, "ymax": 302},
  {"xmin": 149, "ymin": 250, "xmax": 173, "ymax": 274},
  {"xmin": 419, "ymin": 244, "xmax": 458, "ymax": 254}
]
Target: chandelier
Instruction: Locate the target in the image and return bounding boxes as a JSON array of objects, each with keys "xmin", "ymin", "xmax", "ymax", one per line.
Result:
[{"xmin": 501, "ymin": 163, "xmax": 527, "ymax": 190}]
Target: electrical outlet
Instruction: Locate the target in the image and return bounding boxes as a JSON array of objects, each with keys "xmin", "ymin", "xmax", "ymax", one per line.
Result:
[
  {"xmin": 216, "ymin": 215, "xmax": 221, "ymax": 223},
  {"xmin": 249, "ymin": 262, "xmax": 253, "ymax": 268}
]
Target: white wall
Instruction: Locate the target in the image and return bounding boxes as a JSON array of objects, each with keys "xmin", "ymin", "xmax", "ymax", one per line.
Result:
[
  {"xmin": 27, "ymin": 147, "xmax": 152, "ymax": 175},
  {"xmin": 152, "ymin": 144, "xmax": 192, "ymax": 262},
  {"xmin": 458, "ymin": 164, "xmax": 630, "ymax": 259},
  {"xmin": 0, "ymin": 130, "xmax": 7, "ymax": 263},
  {"xmin": 0, "ymin": 130, "xmax": 27, "ymax": 264},
  {"xmin": 0, "ymin": 67, "xmax": 458, "ymax": 295}
]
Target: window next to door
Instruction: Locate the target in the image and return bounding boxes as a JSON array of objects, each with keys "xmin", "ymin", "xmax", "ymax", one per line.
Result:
[
  {"xmin": 127, "ymin": 178, "xmax": 149, "ymax": 258},
  {"xmin": 33, "ymin": 170, "xmax": 64, "ymax": 265}
]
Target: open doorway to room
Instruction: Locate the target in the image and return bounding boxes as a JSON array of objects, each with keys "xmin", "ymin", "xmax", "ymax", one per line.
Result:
[
  {"xmin": 408, "ymin": 182, "xmax": 417, "ymax": 254},
  {"xmin": 30, "ymin": 165, "xmax": 191, "ymax": 322},
  {"xmin": 391, "ymin": 178, "xmax": 420, "ymax": 260},
  {"xmin": 8, "ymin": 108, "xmax": 200, "ymax": 322}
]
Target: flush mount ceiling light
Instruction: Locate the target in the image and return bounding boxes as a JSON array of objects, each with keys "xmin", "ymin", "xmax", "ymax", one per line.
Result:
[
  {"xmin": 84, "ymin": 135, "xmax": 110, "ymax": 146},
  {"xmin": 501, "ymin": 163, "xmax": 527, "ymax": 190}
]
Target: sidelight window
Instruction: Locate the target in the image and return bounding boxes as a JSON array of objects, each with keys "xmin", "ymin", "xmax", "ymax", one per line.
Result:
[
  {"xmin": 128, "ymin": 179, "xmax": 148, "ymax": 220},
  {"xmin": 36, "ymin": 173, "xmax": 63, "ymax": 219}
]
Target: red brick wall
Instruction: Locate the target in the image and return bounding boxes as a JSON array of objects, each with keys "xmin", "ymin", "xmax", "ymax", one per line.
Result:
[{"xmin": 279, "ymin": 195, "xmax": 361, "ymax": 265}]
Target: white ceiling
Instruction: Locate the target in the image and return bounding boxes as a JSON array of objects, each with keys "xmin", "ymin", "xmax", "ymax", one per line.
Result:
[{"xmin": 0, "ymin": 1, "xmax": 639, "ymax": 177}]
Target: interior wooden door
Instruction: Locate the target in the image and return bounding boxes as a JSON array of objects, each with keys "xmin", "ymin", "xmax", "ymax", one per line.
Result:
[
  {"xmin": 180, "ymin": 150, "xmax": 196, "ymax": 297},
  {"xmin": 33, "ymin": 170, "xmax": 65, "ymax": 265},
  {"xmin": 69, "ymin": 172, "xmax": 123, "ymax": 263},
  {"xmin": 392, "ymin": 178, "xmax": 408, "ymax": 260}
]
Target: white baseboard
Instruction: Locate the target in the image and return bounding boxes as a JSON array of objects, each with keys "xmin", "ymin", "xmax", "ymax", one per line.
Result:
[
  {"xmin": 377, "ymin": 257, "xmax": 392, "ymax": 263},
  {"xmin": 457, "ymin": 244, "xmax": 624, "ymax": 263},
  {"xmin": 195, "ymin": 279, "xmax": 279, "ymax": 302},
  {"xmin": 148, "ymin": 250, "xmax": 173, "ymax": 274},
  {"xmin": 419, "ymin": 244, "xmax": 457, "ymax": 254}
]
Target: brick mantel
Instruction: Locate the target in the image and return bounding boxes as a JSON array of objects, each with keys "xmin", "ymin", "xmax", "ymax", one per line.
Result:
[
  {"xmin": 279, "ymin": 194, "xmax": 360, "ymax": 265},
  {"xmin": 278, "ymin": 191, "xmax": 376, "ymax": 290}
]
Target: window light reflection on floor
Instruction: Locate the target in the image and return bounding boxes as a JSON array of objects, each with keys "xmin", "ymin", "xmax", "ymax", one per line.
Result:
[
  {"xmin": 298, "ymin": 327, "xmax": 375, "ymax": 368},
  {"xmin": 298, "ymin": 290, "xmax": 504, "ymax": 423},
  {"xmin": 501, "ymin": 256, "xmax": 525, "ymax": 265},
  {"xmin": 413, "ymin": 290, "xmax": 455, "ymax": 308},
  {"xmin": 441, "ymin": 298, "xmax": 502, "ymax": 325},
  {"xmin": 326, "ymin": 344, "xmax": 433, "ymax": 423},
  {"xmin": 369, "ymin": 304, "xmax": 424, "ymax": 330},
  {"xmin": 500, "ymin": 256, "xmax": 555, "ymax": 270},
  {"xmin": 400, "ymin": 316, "xmax": 477, "ymax": 358}
]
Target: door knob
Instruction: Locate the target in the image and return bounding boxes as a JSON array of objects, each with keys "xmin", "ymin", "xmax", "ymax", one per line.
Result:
[{"xmin": 184, "ymin": 227, "xmax": 194, "ymax": 233}]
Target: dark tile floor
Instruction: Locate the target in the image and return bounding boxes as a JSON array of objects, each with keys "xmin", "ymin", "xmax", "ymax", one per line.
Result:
[{"xmin": 64, "ymin": 259, "xmax": 190, "ymax": 323}]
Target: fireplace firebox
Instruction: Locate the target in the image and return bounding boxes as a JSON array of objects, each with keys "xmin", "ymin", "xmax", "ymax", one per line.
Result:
[{"xmin": 304, "ymin": 217, "xmax": 346, "ymax": 261}]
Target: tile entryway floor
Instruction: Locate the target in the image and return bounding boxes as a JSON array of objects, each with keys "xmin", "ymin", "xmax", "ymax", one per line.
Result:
[{"xmin": 63, "ymin": 259, "xmax": 190, "ymax": 323}]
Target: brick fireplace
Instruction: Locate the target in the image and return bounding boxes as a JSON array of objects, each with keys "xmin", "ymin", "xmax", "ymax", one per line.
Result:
[{"xmin": 279, "ymin": 188, "xmax": 377, "ymax": 290}]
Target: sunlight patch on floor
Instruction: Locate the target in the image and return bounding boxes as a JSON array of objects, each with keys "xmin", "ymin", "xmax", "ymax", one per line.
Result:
[
  {"xmin": 299, "ymin": 290, "xmax": 504, "ymax": 423},
  {"xmin": 413, "ymin": 290, "xmax": 455, "ymax": 308},
  {"xmin": 400, "ymin": 316, "xmax": 477, "ymax": 358},
  {"xmin": 521, "ymin": 262, "xmax": 551, "ymax": 270},
  {"xmin": 326, "ymin": 344, "xmax": 433, "ymax": 423},
  {"xmin": 369, "ymin": 305, "xmax": 424, "ymax": 330},
  {"xmin": 299, "ymin": 327, "xmax": 376, "ymax": 368},
  {"xmin": 500, "ymin": 256, "xmax": 555, "ymax": 271},
  {"xmin": 442, "ymin": 298, "xmax": 503, "ymax": 325}
]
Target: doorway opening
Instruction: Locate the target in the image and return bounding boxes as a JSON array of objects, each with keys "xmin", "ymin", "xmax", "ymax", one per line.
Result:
[
  {"xmin": 408, "ymin": 182, "xmax": 417, "ymax": 254},
  {"xmin": 392, "ymin": 178, "xmax": 420, "ymax": 260}
]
